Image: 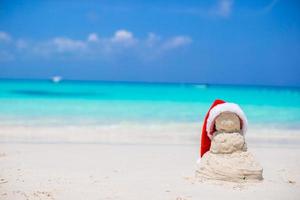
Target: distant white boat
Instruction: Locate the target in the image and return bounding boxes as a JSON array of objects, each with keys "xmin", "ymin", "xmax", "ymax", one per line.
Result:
[{"xmin": 51, "ymin": 76, "xmax": 62, "ymax": 83}]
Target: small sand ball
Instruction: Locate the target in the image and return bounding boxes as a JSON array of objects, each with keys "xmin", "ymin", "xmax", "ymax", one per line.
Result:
[
  {"xmin": 210, "ymin": 132, "xmax": 246, "ymax": 154},
  {"xmin": 215, "ymin": 112, "xmax": 241, "ymax": 132}
]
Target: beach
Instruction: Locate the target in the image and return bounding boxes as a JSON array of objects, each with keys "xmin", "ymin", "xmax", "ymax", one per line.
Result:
[
  {"xmin": 1, "ymin": 0, "xmax": 300, "ymax": 198},
  {"xmin": 1, "ymin": 124, "xmax": 300, "ymax": 200},
  {"xmin": 0, "ymin": 80, "xmax": 300, "ymax": 199}
]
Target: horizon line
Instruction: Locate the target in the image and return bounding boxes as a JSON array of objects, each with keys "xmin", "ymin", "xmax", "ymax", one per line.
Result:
[{"xmin": 0, "ymin": 77, "xmax": 299, "ymax": 90}]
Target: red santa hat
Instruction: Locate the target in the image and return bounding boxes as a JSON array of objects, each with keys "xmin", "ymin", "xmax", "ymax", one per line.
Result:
[{"xmin": 200, "ymin": 99, "xmax": 248, "ymax": 158}]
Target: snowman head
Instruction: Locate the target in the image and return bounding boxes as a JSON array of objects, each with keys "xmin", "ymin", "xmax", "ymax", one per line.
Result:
[
  {"xmin": 206, "ymin": 102, "xmax": 248, "ymax": 140},
  {"xmin": 215, "ymin": 112, "xmax": 241, "ymax": 133}
]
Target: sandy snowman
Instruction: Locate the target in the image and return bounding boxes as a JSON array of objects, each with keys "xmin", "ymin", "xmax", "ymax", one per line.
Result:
[{"xmin": 196, "ymin": 99, "xmax": 263, "ymax": 182}]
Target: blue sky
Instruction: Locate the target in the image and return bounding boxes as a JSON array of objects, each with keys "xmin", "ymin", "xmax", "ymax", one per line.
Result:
[{"xmin": 0, "ymin": 0, "xmax": 299, "ymax": 86}]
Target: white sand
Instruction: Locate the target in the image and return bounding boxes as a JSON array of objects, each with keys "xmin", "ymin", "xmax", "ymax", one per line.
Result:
[
  {"xmin": 0, "ymin": 124, "xmax": 300, "ymax": 199},
  {"xmin": 0, "ymin": 143, "xmax": 300, "ymax": 200}
]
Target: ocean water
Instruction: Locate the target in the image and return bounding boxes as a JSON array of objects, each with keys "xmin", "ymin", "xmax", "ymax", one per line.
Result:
[{"xmin": 0, "ymin": 79, "xmax": 299, "ymax": 128}]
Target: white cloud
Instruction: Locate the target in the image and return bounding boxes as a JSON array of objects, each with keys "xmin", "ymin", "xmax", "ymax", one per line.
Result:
[
  {"xmin": 111, "ymin": 30, "xmax": 136, "ymax": 45},
  {"xmin": 146, "ymin": 33, "xmax": 161, "ymax": 47},
  {"xmin": 87, "ymin": 33, "xmax": 99, "ymax": 42},
  {"xmin": 113, "ymin": 30, "xmax": 133, "ymax": 41},
  {"xmin": 162, "ymin": 36, "xmax": 192, "ymax": 49},
  {"xmin": 215, "ymin": 0, "xmax": 234, "ymax": 17},
  {"xmin": 0, "ymin": 30, "xmax": 192, "ymax": 61},
  {"xmin": 161, "ymin": 0, "xmax": 234, "ymax": 19},
  {"xmin": 15, "ymin": 39, "xmax": 28, "ymax": 49},
  {"xmin": 52, "ymin": 37, "xmax": 86, "ymax": 52},
  {"xmin": 0, "ymin": 31, "xmax": 12, "ymax": 43}
]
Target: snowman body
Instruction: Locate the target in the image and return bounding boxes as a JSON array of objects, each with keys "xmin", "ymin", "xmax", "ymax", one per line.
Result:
[{"xmin": 197, "ymin": 112, "xmax": 263, "ymax": 182}]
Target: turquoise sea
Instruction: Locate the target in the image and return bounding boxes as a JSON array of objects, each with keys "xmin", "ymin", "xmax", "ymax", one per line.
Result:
[{"xmin": 0, "ymin": 79, "xmax": 300, "ymax": 128}]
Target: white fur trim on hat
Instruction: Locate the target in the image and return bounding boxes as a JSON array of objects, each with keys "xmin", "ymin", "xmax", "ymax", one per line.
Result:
[{"xmin": 206, "ymin": 102, "xmax": 248, "ymax": 139}]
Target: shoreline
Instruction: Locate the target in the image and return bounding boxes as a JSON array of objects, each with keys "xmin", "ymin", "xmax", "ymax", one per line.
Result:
[{"xmin": 0, "ymin": 122, "xmax": 300, "ymax": 146}]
